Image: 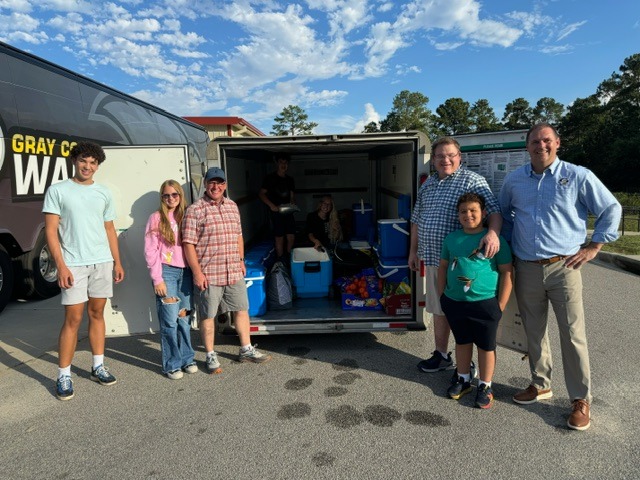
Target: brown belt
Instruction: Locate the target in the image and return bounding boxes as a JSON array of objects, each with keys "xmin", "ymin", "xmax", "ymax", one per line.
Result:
[{"xmin": 526, "ymin": 255, "xmax": 567, "ymax": 265}]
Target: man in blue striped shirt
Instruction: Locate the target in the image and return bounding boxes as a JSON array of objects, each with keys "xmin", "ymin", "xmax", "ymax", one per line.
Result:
[
  {"xmin": 499, "ymin": 123, "xmax": 621, "ymax": 431},
  {"xmin": 409, "ymin": 137, "xmax": 502, "ymax": 375}
]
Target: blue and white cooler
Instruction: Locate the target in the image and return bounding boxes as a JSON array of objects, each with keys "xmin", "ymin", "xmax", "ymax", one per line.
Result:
[
  {"xmin": 291, "ymin": 247, "xmax": 333, "ymax": 298},
  {"xmin": 377, "ymin": 218, "xmax": 410, "ymax": 258},
  {"xmin": 352, "ymin": 200, "xmax": 374, "ymax": 240},
  {"xmin": 376, "ymin": 256, "xmax": 409, "ymax": 283}
]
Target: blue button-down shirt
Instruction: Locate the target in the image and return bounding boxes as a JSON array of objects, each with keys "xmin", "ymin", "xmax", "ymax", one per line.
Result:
[{"xmin": 498, "ymin": 158, "xmax": 621, "ymax": 261}]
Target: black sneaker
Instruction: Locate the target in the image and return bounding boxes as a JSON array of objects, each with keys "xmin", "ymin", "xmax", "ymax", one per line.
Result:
[
  {"xmin": 448, "ymin": 375, "xmax": 472, "ymax": 400},
  {"xmin": 417, "ymin": 351, "xmax": 453, "ymax": 372},
  {"xmin": 56, "ymin": 375, "xmax": 74, "ymax": 401},
  {"xmin": 90, "ymin": 364, "xmax": 117, "ymax": 386},
  {"xmin": 475, "ymin": 383, "xmax": 494, "ymax": 409},
  {"xmin": 450, "ymin": 361, "xmax": 478, "ymax": 385}
]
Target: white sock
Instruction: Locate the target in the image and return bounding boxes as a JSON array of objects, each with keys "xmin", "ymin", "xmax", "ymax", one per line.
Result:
[
  {"xmin": 92, "ymin": 355, "xmax": 104, "ymax": 369},
  {"xmin": 438, "ymin": 351, "xmax": 449, "ymax": 359},
  {"xmin": 459, "ymin": 373, "xmax": 470, "ymax": 382},
  {"xmin": 58, "ymin": 366, "xmax": 71, "ymax": 379},
  {"xmin": 479, "ymin": 380, "xmax": 492, "ymax": 388},
  {"xmin": 240, "ymin": 344, "xmax": 252, "ymax": 352},
  {"xmin": 206, "ymin": 351, "xmax": 216, "ymax": 359}
]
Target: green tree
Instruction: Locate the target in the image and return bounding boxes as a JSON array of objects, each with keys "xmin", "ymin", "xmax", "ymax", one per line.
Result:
[
  {"xmin": 560, "ymin": 53, "xmax": 640, "ymax": 192},
  {"xmin": 434, "ymin": 97, "xmax": 472, "ymax": 135},
  {"xmin": 362, "ymin": 121, "xmax": 380, "ymax": 133},
  {"xmin": 532, "ymin": 97, "xmax": 564, "ymax": 124},
  {"xmin": 271, "ymin": 105, "xmax": 318, "ymax": 135},
  {"xmin": 502, "ymin": 97, "xmax": 533, "ymax": 130},
  {"xmin": 470, "ymin": 99, "xmax": 501, "ymax": 133},
  {"xmin": 380, "ymin": 90, "xmax": 432, "ymax": 134}
]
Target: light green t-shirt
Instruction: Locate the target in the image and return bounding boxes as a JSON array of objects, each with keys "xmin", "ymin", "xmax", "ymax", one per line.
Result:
[
  {"xmin": 440, "ymin": 228, "xmax": 512, "ymax": 302},
  {"xmin": 42, "ymin": 179, "xmax": 116, "ymax": 266}
]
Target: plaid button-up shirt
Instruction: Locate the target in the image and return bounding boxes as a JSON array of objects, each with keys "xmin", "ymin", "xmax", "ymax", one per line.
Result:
[
  {"xmin": 410, "ymin": 168, "xmax": 499, "ymax": 266},
  {"xmin": 182, "ymin": 195, "xmax": 244, "ymax": 286}
]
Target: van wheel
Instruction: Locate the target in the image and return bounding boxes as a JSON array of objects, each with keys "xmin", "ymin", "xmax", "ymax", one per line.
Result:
[
  {"xmin": 18, "ymin": 231, "xmax": 60, "ymax": 299},
  {"xmin": 0, "ymin": 245, "xmax": 14, "ymax": 313}
]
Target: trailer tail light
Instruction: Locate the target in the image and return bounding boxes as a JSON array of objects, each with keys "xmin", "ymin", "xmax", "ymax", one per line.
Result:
[
  {"xmin": 389, "ymin": 322, "xmax": 407, "ymax": 329},
  {"xmin": 419, "ymin": 173, "xmax": 428, "ymax": 185}
]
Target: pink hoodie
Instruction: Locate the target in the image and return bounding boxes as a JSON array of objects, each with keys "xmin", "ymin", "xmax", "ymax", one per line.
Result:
[{"xmin": 144, "ymin": 210, "xmax": 187, "ymax": 286}]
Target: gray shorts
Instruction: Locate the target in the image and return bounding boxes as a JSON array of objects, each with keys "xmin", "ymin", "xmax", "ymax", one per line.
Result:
[
  {"xmin": 61, "ymin": 262, "xmax": 113, "ymax": 305},
  {"xmin": 195, "ymin": 279, "xmax": 249, "ymax": 320}
]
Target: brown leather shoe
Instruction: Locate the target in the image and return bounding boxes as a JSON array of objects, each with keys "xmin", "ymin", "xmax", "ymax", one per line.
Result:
[
  {"xmin": 512, "ymin": 384, "xmax": 553, "ymax": 404},
  {"xmin": 567, "ymin": 399, "xmax": 591, "ymax": 431}
]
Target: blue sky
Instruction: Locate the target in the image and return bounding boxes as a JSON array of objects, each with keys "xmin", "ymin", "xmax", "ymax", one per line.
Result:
[{"xmin": 1, "ymin": 0, "xmax": 639, "ymax": 135}]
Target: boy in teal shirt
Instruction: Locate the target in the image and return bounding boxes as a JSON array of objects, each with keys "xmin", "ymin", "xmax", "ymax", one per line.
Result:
[{"xmin": 438, "ymin": 193, "xmax": 513, "ymax": 408}]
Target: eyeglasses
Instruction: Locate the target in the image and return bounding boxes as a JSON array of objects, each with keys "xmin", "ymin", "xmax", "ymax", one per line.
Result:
[
  {"xmin": 162, "ymin": 193, "xmax": 180, "ymax": 200},
  {"xmin": 434, "ymin": 152, "xmax": 460, "ymax": 161}
]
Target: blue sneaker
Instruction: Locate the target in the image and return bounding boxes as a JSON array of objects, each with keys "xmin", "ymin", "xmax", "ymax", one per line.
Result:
[
  {"xmin": 56, "ymin": 375, "xmax": 74, "ymax": 401},
  {"xmin": 91, "ymin": 364, "xmax": 117, "ymax": 386},
  {"xmin": 417, "ymin": 351, "xmax": 453, "ymax": 372},
  {"xmin": 475, "ymin": 383, "xmax": 494, "ymax": 409}
]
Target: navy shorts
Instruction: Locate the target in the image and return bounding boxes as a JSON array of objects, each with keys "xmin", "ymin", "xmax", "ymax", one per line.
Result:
[
  {"xmin": 440, "ymin": 294, "xmax": 502, "ymax": 351},
  {"xmin": 270, "ymin": 211, "xmax": 296, "ymax": 236}
]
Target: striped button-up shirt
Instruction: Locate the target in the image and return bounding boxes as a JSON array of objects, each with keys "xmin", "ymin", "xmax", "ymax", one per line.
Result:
[
  {"xmin": 410, "ymin": 168, "xmax": 499, "ymax": 266},
  {"xmin": 182, "ymin": 195, "xmax": 244, "ymax": 286},
  {"xmin": 499, "ymin": 158, "xmax": 621, "ymax": 261}
]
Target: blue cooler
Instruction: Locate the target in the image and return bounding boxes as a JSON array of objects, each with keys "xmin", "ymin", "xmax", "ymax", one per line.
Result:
[
  {"xmin": 245, "ymin": 265, "xmax": 267, "ymax": 316},
  {"xmin": 376, "ymin": 257, "xmax": 409, "ymax": 283},
  {"xmin": 291, "ymin": 247, "xmax": 332, "ymax": 298},
  {"xmin": 398, "ymin": 194, "xmax": 411, "ymax": 220},
  {"xmin": 377, "ymin": 219, "xmax": 410, "ymax": 258},
  {"xmin": 352, "ymin": 201, "xmax": 373, "ymax": 240}
]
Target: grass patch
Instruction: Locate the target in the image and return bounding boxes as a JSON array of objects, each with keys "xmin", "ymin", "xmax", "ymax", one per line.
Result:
[{"xmin": 601, "ymin": 235, "xmax": 640, "ymax": 255}]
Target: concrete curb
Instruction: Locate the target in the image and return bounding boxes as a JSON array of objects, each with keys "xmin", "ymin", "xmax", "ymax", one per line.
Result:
[{"xmin": 596, "ymin": 251, "xmax": 640, "ymax": 276}]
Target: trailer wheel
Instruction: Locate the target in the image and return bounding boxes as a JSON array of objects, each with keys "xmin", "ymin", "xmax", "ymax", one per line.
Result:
[
  {"xmin": 0, "ymin": 245, "xmax": 14, "ymax": 314},
  {"xmin": 18, "ymin": 231, "xmax": 60, "ymax": 299}
]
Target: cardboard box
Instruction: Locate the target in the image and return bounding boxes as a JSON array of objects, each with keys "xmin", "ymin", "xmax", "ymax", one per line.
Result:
[
  {"xmin": 384, "ymin": 294, "xmax": 411, "ymax": 316},
  {"xmin": 341, "ymin": 292, "xmax": 383, "ymax": 310}
]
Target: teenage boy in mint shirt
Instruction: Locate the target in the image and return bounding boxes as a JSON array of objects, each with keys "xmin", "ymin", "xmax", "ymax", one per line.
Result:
[
  {"xmin": 43, "ymin": 142, "xmax": 124, "ymax": 400},
  {"xmin": 438, "ymin": 192, "xmax": 513, "ymax": 409}
]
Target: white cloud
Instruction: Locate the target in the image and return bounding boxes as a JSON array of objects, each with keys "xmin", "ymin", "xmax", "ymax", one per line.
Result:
[
  {"xmin": 395, "ymin": 64, "xmax": 421, "ymax": 75},
  {"xmin": 358, "ymin": 21, "xmax": 406, "ymax": 78},
  {"xmin": 539, "ymin": 44, "xmax": 572, "ymax": 55},
  {"xmin": 349, "ymin": 102, "xmax": 381, "ymax": 133},
  {"xmin": 557, "ymin": 21, "xmax": 586, "ymax": 41},
  {"xmin": 377, "ymin": 2, "xmax": 393, "ymax": 13},
  {"xmin": 0, "ymin": 0, "xmax": 33, "ymax": 12}
]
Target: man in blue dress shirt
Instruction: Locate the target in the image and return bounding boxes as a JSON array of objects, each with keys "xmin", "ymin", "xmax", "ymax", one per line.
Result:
[{"xmin": 499, "ymin": 123, "xmax": 621, "ymax": 431}]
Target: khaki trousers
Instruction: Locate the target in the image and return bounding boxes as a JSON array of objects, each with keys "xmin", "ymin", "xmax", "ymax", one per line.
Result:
[{"xmin": 514, "ymin": 258, "xmax": 591, "ymax": 403}]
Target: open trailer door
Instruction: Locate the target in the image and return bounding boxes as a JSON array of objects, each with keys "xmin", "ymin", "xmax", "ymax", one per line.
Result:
[{"xmin": 95, "ymin": 145, "xmax": 192, "ymax": 337}]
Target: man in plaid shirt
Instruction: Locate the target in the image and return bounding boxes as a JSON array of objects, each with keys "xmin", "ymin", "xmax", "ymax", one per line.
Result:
[
  {"xmin": 183, "ymin": 167, "xmax": 271, "ymax": 373},
  {"xmin": 409, "ymin": 137, "xmax": 502, "ymax": 375}
]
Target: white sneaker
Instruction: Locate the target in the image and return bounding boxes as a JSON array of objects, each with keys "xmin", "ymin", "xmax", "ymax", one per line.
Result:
[
  {"xmin": 238, "ymin": 345, "xmax": 272, "ymax": 364},
  {"xmin": 166, "ymin": 369, "xmax": 184, "ymax": 380},
  {"xmin": 183, "ymin": 362, "xmax": 198, "ymax": 374},
  {"xmin": 206, "ymin": 352, "xmax": 222, "ymax": 373}
]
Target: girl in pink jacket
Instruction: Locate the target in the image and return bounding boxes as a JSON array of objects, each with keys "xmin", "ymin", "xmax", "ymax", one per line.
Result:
[{"xmin": 144, "ymin": 180, "xmax": 196, "ymax": 379}]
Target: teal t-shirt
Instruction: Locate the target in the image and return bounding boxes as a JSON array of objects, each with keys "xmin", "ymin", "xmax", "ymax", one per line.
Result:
[
  {"xmin": 42, "ymin": 179, "xmax": 116, "ymax": 266},
  {"xmin": 440, "ymin": 228, "xmax": 512, "ymax": 302}
]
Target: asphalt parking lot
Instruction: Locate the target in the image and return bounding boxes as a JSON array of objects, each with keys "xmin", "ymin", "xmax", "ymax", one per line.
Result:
[{"xmin": 1, "ymin": 255, "xmax": 639, "ymax": 479}]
